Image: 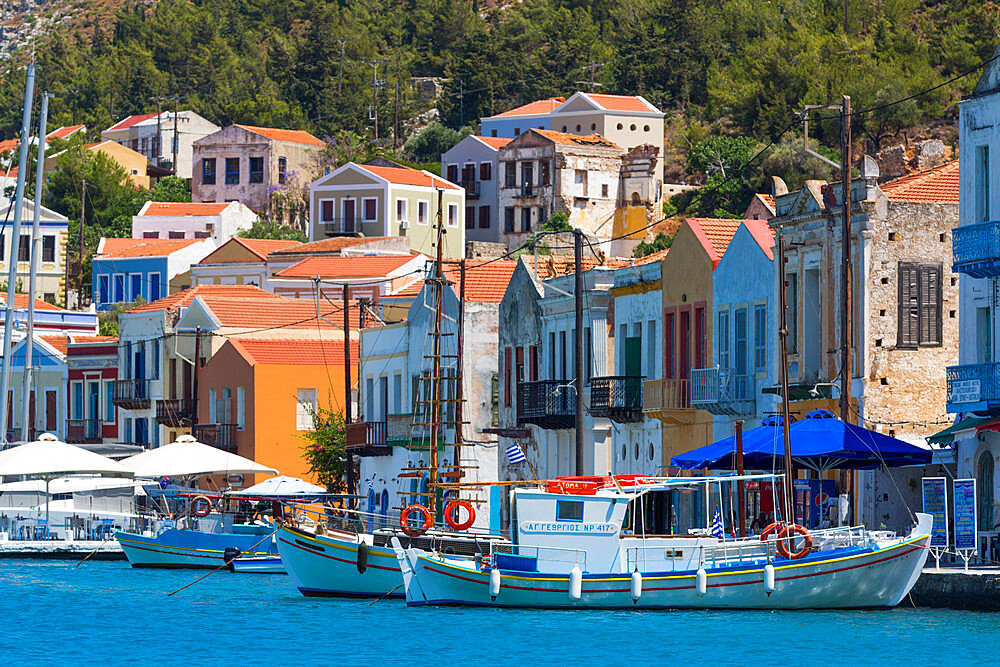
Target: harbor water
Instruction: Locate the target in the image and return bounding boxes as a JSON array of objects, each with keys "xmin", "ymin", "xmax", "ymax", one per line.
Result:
[{"xmin": 5, "ymin": 560, "xmax": 996, "ymax": 666}]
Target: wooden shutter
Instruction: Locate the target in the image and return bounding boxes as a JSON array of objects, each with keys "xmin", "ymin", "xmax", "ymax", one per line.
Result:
[
  {"xmin": 897, "ymin": 263, "xmax": 919, "ymax": 348},
  {"xmin": 919, "ymin": 264, "xmax": 943, "ymax": 346}
]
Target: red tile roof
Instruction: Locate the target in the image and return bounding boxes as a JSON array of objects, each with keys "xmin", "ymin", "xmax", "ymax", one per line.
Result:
[
  {"xmin": 268, "ymin": 237, "xmax": 395, "ymax": 256},
  {"xmin": 390, "ymin": 260, "xmax": 519, "ymax": 302},
  {"xmin": 40, "ymin": 335, "xmax": 69, "ymax": 354},
  {"xmin": 67, "ymin": 335, "xmax": 118, "ymax": 345},
  {"xmin": 232, "ymin": 238, "xmax": 302, "ymax": 261},
  {"xmin": 230, "ymin": 338, "xmax": 358, "ymax": 366},
  {"xmin": 0, "ymin": 138, "xmax": 20, "ymax": 154},
  {"xmin": 475, "ymin": 136, "xmax": 513, "ymax": 150},
  {"xmin": 685, "ymin": 218, "xmax": 743, "ymax": 269},
  {"xmin": 276, "ymin": 254, "xmax": 418, "ymax": 279},
  {"xmin": 742, "ymin": 218, "xmax": 775, "ymax": 261},
  {"xmin": 196, "ymin": 295, "xmax": 362, "ymax": 330},
  {"xmin": 141, "ymin": 202, "xmax": 230, "ymax": 216},
  {"xmin": 236, "ymin": 125, "xmax": 324, "ymax": 147},
  {"xmin": 882, "ymin": 160, "xmax": 959, "ymax": 203},
  {"xmin": 0, "ymin": 293, "xmax": 62, "ymax": 311},
  {"xmin": 127, "ymin": 285, "xmax": 279, "ymax": 314},
  {"xmin": 107, "ymin": 113, "xmax": 159, "ymax": 132},
  {"xmin": 533, "ymin": 129, "xmax": 619, "ymax": 149},
  {"xmin": 583, "ymin": 93, "xmax": 659, "ymax": 113},
  {"xmin": 523, "ymin": 255, "xmax": 635, "ymax": 280},
  {"xmin": 47, "ymin": 125, "xmax": 85, "ymax": 140},
  {"xmin": 634, "ymin": 248, "xmax": 670, "ymax": 265},
  {"xmin": 357, "ymin": 164, "xmax": 460, "ymax": 189},
  {"xmin": 492, "ymin": 97, "xmax": 565, "ymax": 118},
  {"xmin": 98, "ymin": 238, "xmax": 202, "ymax": 258}
]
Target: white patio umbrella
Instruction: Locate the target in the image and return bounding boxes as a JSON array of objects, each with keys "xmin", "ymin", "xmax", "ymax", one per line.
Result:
[
  {"xmin": 0, "ymin": 433, "xmax": 132, "ymax": 534},
  {"xmin": 237, "ymin": 476, "xmax": 325, "ymax": 497},
  {"xmin": 118, "ymin": 435, "xmax": 278, "ymax": 482}
]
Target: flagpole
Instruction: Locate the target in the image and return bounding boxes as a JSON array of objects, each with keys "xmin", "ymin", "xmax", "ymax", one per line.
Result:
[{"xmin": 525, "ymin": 456, "xmax": 543, "ymax": 490}]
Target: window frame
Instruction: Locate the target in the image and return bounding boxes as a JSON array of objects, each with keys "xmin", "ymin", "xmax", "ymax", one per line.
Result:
[
  {"xmin": 395, "ymin": 198, "xmax": 408, "ymax": 224},
  {"xmin": 447, "ymin": 203, "xmax": 459, "ymax": 228},
  {"xmin": 224, "ymin": 157, "xmax": 240, "ymax": 185},
  {"xmin": 417, "ymin": 200, "xmax": 429, "ymax": 226},
  {"xmin": 248, "ymin": 156, "xmax": 264, "ymax": 184},
  {"xmin": 201, "ymin": 158, "xmax": 216, "ymax": 185},
  {"xmin": 361, "ymin": 197, "xmax": 378, "ymax": 222},
  {"xmin": 897, "ymin": 262, "xmax": 943, "ymax": 348},
  {"xmin": 319, "ymin": 198, "xmax": 336, "ymax": 224},
  {"xmin": 753, "ymin": 303, "xmax": 767, "ymax": 373},
  {"xmin": 42, "ymin": 235, "xmax": 55, "ymax": 262}
]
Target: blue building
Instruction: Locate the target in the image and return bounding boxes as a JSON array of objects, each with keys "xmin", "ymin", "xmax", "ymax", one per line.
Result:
[{"xmin": 91, "ymin": 238, "xmax": 216, "ymax": 310}]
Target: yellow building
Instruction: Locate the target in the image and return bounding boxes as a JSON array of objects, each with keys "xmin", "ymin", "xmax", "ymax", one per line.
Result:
[{"xmin": 46, "ymin": 140, "xmax": 157, "ymax": 188}]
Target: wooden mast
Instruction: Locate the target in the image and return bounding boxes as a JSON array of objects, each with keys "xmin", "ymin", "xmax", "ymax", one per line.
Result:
[
  {"xmin": 426, "ymin": 187, "xmax": 445, "ymax": 518},
  {"xmin": 777, "ymin": 232, "xmax": 794, "ymax": 525}
]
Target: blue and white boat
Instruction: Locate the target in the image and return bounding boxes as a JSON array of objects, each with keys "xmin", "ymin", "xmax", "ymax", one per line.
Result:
[
  {"xmin": 394, "ymin": 474, "xmax": 932, "ymax": 609},
  {"xmin": 116, "ymin": 513, "xmax": 279, "ymax": 569}
]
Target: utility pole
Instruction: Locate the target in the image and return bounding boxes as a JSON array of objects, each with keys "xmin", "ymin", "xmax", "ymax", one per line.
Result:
[
  {"xmin": 78, "ymin": 179, "xmax": 86, "ymax": 305},
  {"xmin": 0, "ymin": 64, "xmax": 36, "ymax": 446},
  {"xmin": 366, "ymin": 60, "xmax": 387, "ymax": 143},
  {"xmin": 575, "ymin": 63, "xmax": 604, "ymax": 93},
  {"xmin": 192, "ymin": 326, "xmax": 201, "ymax": 426},
  {"xmin": 172, "ymin": 96, "xmax": 180, "ymax": 174},
  {"xmin": 343, "ymin": 282, "xmax": 355, "ymax": 500},
  {"xmin": 334, "ymin": 38, "xmax": 351, "ymax": 95},
  {"xmin": 839, "ymin": 95, "xmax": 852, "ymax": 426},
  {"xmin": 574, "ymin": 229, "xmax": 585, "ymax": 476},
  {"xmin": 154, "ymin": 97, "xmax": 163, "ymax": 165},
  {"xmin": 393, "ymin": 82, "xmax": 399, "ymax": 151},
  {"xmin": 21, "ymin": 91, "xmax": 50, "ymax": 443},
  {"xmin": 735, "ymin": 419, "xmax": 745, "ymax": 538},
  {"xmin": 459, "ymin": 80, "xmax": 464, "ymax": 128},
  {"xmin": 777, "ymin": 232, "xmax": 794, "ymax": 525}
]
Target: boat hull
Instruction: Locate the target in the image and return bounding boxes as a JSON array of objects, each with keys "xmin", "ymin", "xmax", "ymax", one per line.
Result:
[
  {"xmin": 276, "ymin": 525, "xmax": 403, "ymax": 597},
  {"xmin": 397, "ymin": 533, "xmax": 931, "ymax": 610},
  {"xmin": 115, "ymin": 529, "xmax": 278, "ymax": 569},
  {"xmin": 231, "ymin": 556, "xmax": 286, "ymax": 574}
]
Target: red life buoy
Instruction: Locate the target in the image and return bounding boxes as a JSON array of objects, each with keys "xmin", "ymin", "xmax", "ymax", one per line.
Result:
[
  {"xmin": 399, "ymin": 504, "xmax": 433, "ymax": 537},
  {"xmin": 191, "ymin": 495, "xmax": 213, "ymax": 518},
  {"xmin": 776, "ymin": 524, "xmax": 813, "ymax": 560},
  {"xmin": 444, "ymin": 500, "xmax": 476, "ymax": 531},
  {"xmin": 759, "ymin": 522, "xmax": 783, "ymax": 541}
]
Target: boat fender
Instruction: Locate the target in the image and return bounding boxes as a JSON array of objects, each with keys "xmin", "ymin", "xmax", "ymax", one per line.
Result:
[
  {"xmin": 357, "ymin": 541, "xmax": 369, "ymax": 574},
  {"xmin": 764, "ymin": 563, "xmax": 776, "ymax": 595},
  {"xmin": 490, "ymin": 567, "xmax": 501, "ymax": 600},
  {"xmin": 223, "ymin": 547, "xmax": 241, "ymax": 572},
  {"xmin": 569, "ymin": 564, "xmax": 583, "ymax": 602},
  {"xmin": 696, "ymin": 567, "xmax": 707, "ymax": 597},
  {"xmin": 630, "ymin": 570, "xmax": 642, "ymax": 603},
  {"xmin": 191, "ymin": 495, "xmax": 212, "ymax": 518}
]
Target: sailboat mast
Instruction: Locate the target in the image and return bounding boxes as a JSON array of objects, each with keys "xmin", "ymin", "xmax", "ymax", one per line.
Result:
[
  {"xmin": 777, "ymin": 232, "xmax": 794, "ymax": 525},
  {"xmin": 428, "ymin": 187, "xmax": 445, "ymax": 518}
]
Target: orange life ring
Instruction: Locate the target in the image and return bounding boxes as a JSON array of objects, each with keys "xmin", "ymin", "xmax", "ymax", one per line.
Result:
[
  {"xmin": 399, "ymin": 504, "xmax": 433, "ymax": 537},
  {"xmin": 776, "ymin": 524, "xmax": 813, "ymax": 559},
  {"xmin": 444, "ymin": 500, "xmax": 476, "ymax": 531},
  {"xmin": 759, "ymin": 522, "xmax": 783, "ymax": 541},
  {"xmin": 191, "ymin": 495, "xmax": 213, "ymax": 518}
]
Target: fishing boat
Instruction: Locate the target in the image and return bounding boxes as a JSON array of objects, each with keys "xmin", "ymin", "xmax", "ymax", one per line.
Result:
[
  {"xmin": 393, "ymin": 473, "xmax": 932, "ymax": 609},
  {"xmin": 230, "ymin": 554, "xmax": 286, "ymax": 574}
]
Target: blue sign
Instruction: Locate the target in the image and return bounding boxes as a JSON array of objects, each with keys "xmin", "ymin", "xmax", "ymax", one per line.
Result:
[
  {"xmin": 921, "ymin": 477, "xmax": 948, "ymax": 548},
  {"xmin": 953, "ymin": 478, "xmax": 977, "ymax": 552}
]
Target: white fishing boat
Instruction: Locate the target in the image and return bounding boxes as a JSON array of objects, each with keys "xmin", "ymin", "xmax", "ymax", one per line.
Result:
[{"xmin": 393, "ymin": 474, "xmax": 932, "ymax": 609}]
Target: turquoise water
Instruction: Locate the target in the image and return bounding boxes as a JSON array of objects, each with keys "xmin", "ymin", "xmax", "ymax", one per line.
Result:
[{"xmin": 4, "ymin": 560, "xmax": 994, "ymax": 666}]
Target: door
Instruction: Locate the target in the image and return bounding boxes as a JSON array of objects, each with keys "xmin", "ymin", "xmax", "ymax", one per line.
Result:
[
  {"xmin": 624, "ymin": 336, "xmax": 642, "ymax": 409},
  {"xmin": 979, "ymin": 451, "xmax": 994, "ymax": 531},
  {"xmin": 343, "ymin": 199, "xmax": 356, "ymax": 233},
  {"xmin": 87, "ymin": 381, "xmax": 100, "ymax": 438},
  {"xmin": 45, "ymin": 390, "xmax": 56, "ymax": 431}
]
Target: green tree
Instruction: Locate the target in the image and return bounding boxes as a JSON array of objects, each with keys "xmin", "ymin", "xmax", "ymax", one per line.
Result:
[
  {"xmin": 634, "ymin": 231, "xmax": 674, "ymax": 258},
  {"xmin": 237, "ymin": 218, "xmax": 308, "ymax": 242},
  {"xmin": 541, "ymin": 209, "xmax": 572, "ymax": 232},
  {"xmin": 683, "ymin": 135, "xmax": 760, "ymax": 218},
  {"xmin": 299, "ymin": 406, "xmax": 348, "ymax": 492},
  {"xmin": 403, "ymin": 122, "xmax": 472, "ymax": 164}
]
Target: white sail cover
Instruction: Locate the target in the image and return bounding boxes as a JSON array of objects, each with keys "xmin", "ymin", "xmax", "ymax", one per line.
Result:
[
  {"xmin": 119, "ymin": 435, "xmax": 278, "ymax": 479},
  {"xmin": 0, "ymin": 433, "xmax": 131, "ymax": 479}
]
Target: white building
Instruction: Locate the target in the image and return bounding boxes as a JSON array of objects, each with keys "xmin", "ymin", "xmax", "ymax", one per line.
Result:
[
  {"xmin": 101, "ymin": 111, "xmax": 221, "ymax": 179},
  {"xmin": 131, "ymin": 201, "xmax": 257, "ymax": 245}
]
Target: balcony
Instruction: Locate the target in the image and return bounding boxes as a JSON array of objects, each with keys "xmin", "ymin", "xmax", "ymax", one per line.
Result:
[
  {"xmin": 588, "ymin": 376, "xmax": 643, "ymax": 423},
  {"xmin": 113, "ymin": 379, "xmax": 151, "ymax": 410},
  {"xmin": 946, "ymin": 362, "xmax": 1000, "ymax": 414},
  {"xmin": 346, "ymin": 420, "xmax": 391, "ymax": 457},
  {"xmin": 642, "ymin": 378, "xmax": 693, "ymax": 425},
  {"xmin": 517, "ymin": 380, "xmax": 576, "ymax": 430},
  {"xmin": 4, "ymin": 428, "xmax": 36, "ymax": 443},
  {"xmin": 66, "ymin": 419, "xmax": 102, "ymax": 443},
  {"xmin": 953, "ymin": 221, "xmax": 1000, "ymax": 278},
  {"xmin": 461, "ymin": 180, "xmax": 481, "ymax": 200},
  {"xmin": 516, "ymin": 183, "xmax": 537, "ymax": 199},
  {"xmin": 321, "ymin": 217, "xmax": 361, "ymax": 237},
  {"xmin": 192, "ymin": 423, "xmax": 237, "ymax": 453},
  {"xmin": 691, "ymin": 367, "xmax": 756, "ymax": 416},
  {"xmin": 156, "ymin": 398, "xmax": 193, "ymax": 427}
]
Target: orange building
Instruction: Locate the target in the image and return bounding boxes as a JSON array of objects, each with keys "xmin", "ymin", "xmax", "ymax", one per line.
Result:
[{"xmin": 197, "ymin": 338, "xmax": 357, "ymax": 484}]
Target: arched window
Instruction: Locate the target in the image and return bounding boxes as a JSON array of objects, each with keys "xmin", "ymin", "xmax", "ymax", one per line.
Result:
[
  {"xmin": 380, "ymin": 489, "xmax": 389, "ymax": 529},
  {"xmin": 631, "ymin": 192, "xmax": 641, "ymax": 205},
  {"xmin": 979, "ymin": 451, "xmax": 995, "ymax": 531},
  {"xmin": 367, "ymin": 489, "xmax": 376, "ymax": 525}
]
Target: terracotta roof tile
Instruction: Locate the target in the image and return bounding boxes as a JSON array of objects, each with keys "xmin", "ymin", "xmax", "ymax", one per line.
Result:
[
  {"xmin": 491, "ymin": 97, "xmax": 565, "ymax": 118},
  {"xmin": 268, "ymin": 237, "xmax": 395, "ymax": 256},
  {"xmin": 107, "ymin": 113, "xmax": 159, "ymax": 132},
  {"xmin": 235, "ymin": 125, "xmax": 324, "ymax": 147},
  {"xmin": 126, "ymin": 285, "xmax": 279, "ymax": 314},
  {"xmin": 685, "ymin": 218, "xmax": 743, "ymax": 268},
  {"xmin": 583, "ymin": 93, "xmax": 659, "ymax": 113},
  {"xmin": 358, "ymin": 164, "xmax": 460, "ymax": 189},
  {"xmin": 391, "ymin": 260, "xmax": 519, "ymax": 302},
  {"xmin": 634, "ymin": 248, "xmax": 670, "ymax": 265},
  {"xmin": 232, "ymin": 238, "xmax": 302, "ymax": 261},
  {"xmin": 0, "ymin": 138, "xmax": 20, "ymax": 154},
  {"xmin": 532, "ymin": 129, "xmax": 619, "ymax": 149},
  {"xmin": 97, "ymin": 238, "xmax": 202, "ymax": 258},
  {"xmin": 230, "ymin": 338, "xmax": 358, "ymax": 366},
  {"xmin": 40, "ymin": 335, "xmax": 69, "ymax": 354},
  {"xmin": 191, "ymin": 295, "xmax": 361, "ymax": 330},
  {"xmin": 0, "ymin": 293, "xmax": 63, "ymax": 311},
  {"xmin": 882, "ymin": 160, "xmax": 959, "ymax": 203},
  {"xmin": 141, "ymin": 202, "xmax": 230, "ymax": 216},
  {"xmin": 742, "ymin": 218, "xmax": 776, "ymax": 260},
  {"xmin": 475, "ymin": 136, "xmax": 513, "ymax": 150},
  {"xmin": 47, "ymin": 125, "xmax": 85, "ymax": 140},
  {"xmin": 67, "ymin": 335, "xmax": 118, "ymax": 345},
  {"xmin": 276, "ymin": 254, "xmax": 418, "ymax": 279}
]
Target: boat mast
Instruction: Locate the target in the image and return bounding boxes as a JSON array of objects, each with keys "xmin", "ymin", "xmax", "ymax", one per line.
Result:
[
  {"xmin": 777, "ymin": 232, "xmax": 794, "ymax": 525},
  {"xmin": 427, "ymin": 187, "xmax": 445, "ymax": 518}
]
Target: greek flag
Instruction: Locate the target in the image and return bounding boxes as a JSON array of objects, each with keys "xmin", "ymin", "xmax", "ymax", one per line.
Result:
[
  {"xmin": 506, "ymin": 442, "xmax": 527, "ymax": 464},
  {"xmin": 711, "ymin": 506, "xmax": 724, "ymax": 539}
]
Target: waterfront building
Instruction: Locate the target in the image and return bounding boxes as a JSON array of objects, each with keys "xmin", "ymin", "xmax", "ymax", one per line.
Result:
[
  {"xmin": 0, "ymin": 199, "xmax": 69, "ymax": 306},
  {"xmin": 65, "ymin": 336, "xmax": 120, "ymax": 447},
  {"xmin": 5, "ymin": 335, "xmax": 69, "ymax": 443},
  {"xmin": 191, "ymin": 237, "xmax": 303, "ymax": 288},
  {"xmin": 131, "ymin": 201, "xmax": 258, "ymax": 244},
  {"xmin": 441, "ymin": 135, "xmax": 511, "ymax": 244},
  {"xmin": 267, "ymin": 253, "xmax": 427, "ymax": 301}
]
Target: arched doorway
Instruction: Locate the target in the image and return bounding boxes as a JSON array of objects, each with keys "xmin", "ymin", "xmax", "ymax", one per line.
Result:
[{"xmin": 978, "ymin": 451, "xmax": 994, "ymax": 532}]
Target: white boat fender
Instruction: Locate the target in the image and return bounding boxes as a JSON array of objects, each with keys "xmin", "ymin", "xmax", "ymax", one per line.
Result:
[
  {"xmin": 630, "ymin": 570, "xmax": 642, "ymax": 603},
  {"xmin": 696, "ymin": 567, "xmax": 707, "ymax": 597},
  {"xmin": 764, "ymin": 563, "xmax": 775, "ymax": 595},
  {"xmin": 489, "ymin": 567, "xmax": 501, "ymax": 600},
  {"xmin": 569, "ymin": 564, "xmax": 583, "ymax": 601},
  {"xmin": 357, "ymin": 541, "xmax": 369, "ymax": 574}
]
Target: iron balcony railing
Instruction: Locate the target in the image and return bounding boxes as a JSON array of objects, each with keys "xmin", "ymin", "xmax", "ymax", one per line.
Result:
[
  {"xmin": 517, "ymin": 380, "xmax": 576, "ymax": 429},
  {"xmin": 952, "ymin": 221, "xmax": 1000, "ymax": 278},
  {"xmin": 946, "ymin": 362, "xmax": 1000, "ymax": 414},
  {"xmin": 518, "ymin": 183, "xmax": 535, "ymax": 198},
  {"xmin": 192, "ymin": 423, "xmax": 238, "ymax": 453},
  {"xmin": 5, "ymin": 428, "xmax": 36, "ymax": 443},
  {"xmin": 66, "ymin": 419, "xmax": 102, "ymax": 443},
  {"xmin": 460, "ymin": 180, "xmax": 481, "ymax": 199},
  {"xmin": 321, "ymin": 217, "xmax": 360, "ymax": 235},
  {"xmin": 690, "ymin": 367, "xmax": 756, "ymax": 416},
  {"xmin": 346, "ymin": 421, "xmax": 391, "ymax": 456},
  {"xmin": 589, "ymin": 376, "xmax": 644, "ymax": 423},
  {"xmin": 113, "ymin": 379, "xmax": 151, "ymax": 409},
  {"xmin": 155, "ymin": 398, "xmax": 193, "ymax": 427}
]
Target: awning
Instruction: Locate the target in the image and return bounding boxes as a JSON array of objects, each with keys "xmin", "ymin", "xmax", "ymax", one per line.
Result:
[{"xmin": 927, "ymin": 416, "xmax": 994, "ymax": 445}]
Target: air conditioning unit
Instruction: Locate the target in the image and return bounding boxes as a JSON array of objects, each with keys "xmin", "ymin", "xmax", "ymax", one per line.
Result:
[{"xmin": 399, "ymin": 219, "xmax": 410, "ymax": 229}]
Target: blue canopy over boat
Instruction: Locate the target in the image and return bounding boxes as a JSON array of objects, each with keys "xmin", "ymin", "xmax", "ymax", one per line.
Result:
[{"xmin": 671, "ymin": 411, "xmax": 933, "ymax": 472}]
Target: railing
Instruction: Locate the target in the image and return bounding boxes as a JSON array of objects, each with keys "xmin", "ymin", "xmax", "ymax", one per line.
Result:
[
  {"xmin": 113, "ymin": 379, "xmax": 151, "ymax": 409},
  {"xmin": 589, "ymin": 376, "xmax": 643, "ymax": 423},
  {"xmin": 491, "ymin": 543, "xmax": 588, "ymax": 570},
  {"xmin": 517, "ymin": 380, "xmax": 576, "ymax": 429},
  {"xmin": 192, "ymin": 423, "xmax": 237, "ymax": 453},
  {"xmin": 460, "ymin": 180, "xmax": 481, "ymax": 199},
  {"xmin": 952, "ymin": 221, "xmax": 1000, "ymax": 278},
  {"xmin": 4, "ymin": 428, "xmax": 36, "ymax": 443},
  {"xmin": 321, "ymin": 217, "xmax": 360, "ymax": 235},
  {"xmin": 690, "ymin": 367, "xmax": 755, "ymax": 416},
  {"xmin": 66, "ymin": 419, "xmax": 102, "ymax": 443},
  {"xmin": 155, "ymin": 398, "xmax": 193, "ymax": 426},
  {"xmin": 642, "ymin": 378, "xmax": 692, "ymax": 424},
  {"xmin": 946, "ymin": 362, "xmax": 1000, "ymax": 413},
  {"xmin": 518, "ymin": 183, "xmax": 535, "ymax": 198},
  {"xmin": 346, "ymin": 421, "xmax": 391, "ymax": 456}
]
